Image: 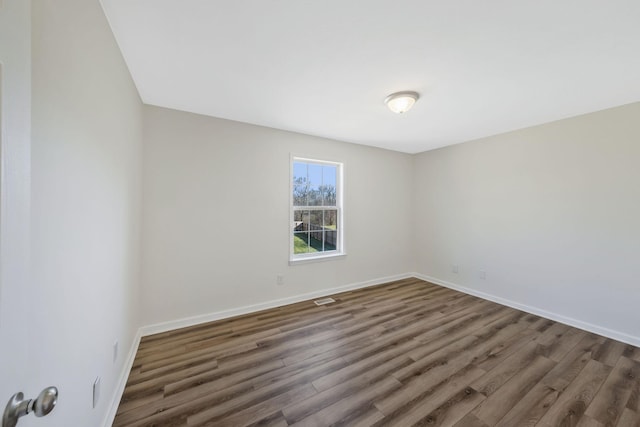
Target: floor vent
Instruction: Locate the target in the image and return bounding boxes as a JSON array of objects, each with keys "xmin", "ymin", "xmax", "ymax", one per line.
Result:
[{"xmin": 314, "ymin": 297, "xmax": 336, "ymax": 306}]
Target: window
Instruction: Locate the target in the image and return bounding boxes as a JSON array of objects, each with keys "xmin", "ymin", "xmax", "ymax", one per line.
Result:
[{"xmin": 291, "ymin": 157, "xmax": 343, "ymax": 261}]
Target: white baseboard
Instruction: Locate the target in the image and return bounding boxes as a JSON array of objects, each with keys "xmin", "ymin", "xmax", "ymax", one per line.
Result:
[
  {"xmin": 102, "ymin": 329, "xmax": 142, "ymax": 427},
  {"xmin": 139, "ymin": 272, "xmax": 414, "ymax": 337},
  {"xmin": 414, "ymin": 273, "xmax": 640, "ymax": 348},
  {"xmin": 102, "ymin": 271, "xmax": 640, "ymax": 427},
  {"xmin": 102, "ymin": 272, "xmax": 413, "ymax": 426}
]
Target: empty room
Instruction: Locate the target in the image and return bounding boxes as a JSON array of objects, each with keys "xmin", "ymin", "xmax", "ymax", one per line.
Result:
[{"xmin": 1, "ymin": 0, "xmax": 639, "ymax": 426}]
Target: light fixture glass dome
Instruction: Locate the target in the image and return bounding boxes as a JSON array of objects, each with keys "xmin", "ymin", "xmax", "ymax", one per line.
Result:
[{"xmin": 385, "ymin": 91, "xmax": 419, "ymax": 114}]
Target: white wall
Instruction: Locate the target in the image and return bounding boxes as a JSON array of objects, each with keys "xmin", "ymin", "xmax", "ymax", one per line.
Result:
[
  {"xmin": 12, "ymin": 0, "xmax": 639, "ymax": 423},
  {"xmin": 30, "ymin": 0, "xmax": 142, "ymax": 426},
  {"xmin": 413, "ymin": 102, "xmax": 640, "ymax": 344},
  {"xmin": 0, "ymin": 0, "xmax": 32, "ymax": 408},
  {"xmin": 141, "ymin": 106, "xmax": 414, "ymax": 326}
]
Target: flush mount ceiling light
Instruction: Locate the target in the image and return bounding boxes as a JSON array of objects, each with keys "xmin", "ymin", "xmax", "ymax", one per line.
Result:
[{"xmin": 384, "ymin": 91, "xmax": 419, "ymax": 114}]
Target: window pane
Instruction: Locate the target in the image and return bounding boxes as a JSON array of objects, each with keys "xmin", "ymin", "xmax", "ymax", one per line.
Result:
[
  {"xmin": 309, "ymin": 211, "xmax": 325, "ymax": 251},
  {"xmin": 324, "ymin": 209, "xmax": 337, "ymax": 251},
  {"xmin": 293, "ymin": 184, "xmax": 308, "ymax": 206},
  {"xmin": 307, "ymin": 227, "xmax": 323, "ymax": 252},
  {"xmin": 294, "ymin": 210, "xmax": 311, "ymax": 253},
  {"xmin": 293, "ymin": 162, "xmax": 308, "ymax": 206},
  {"xmin": 294, "ymin": 232, "xmax": 311, "ymax": 254},
  {"xmin": 308, "ymin": 187, "xmax": 321, "ymax": 206},
  {"xmin": 324, "ymin": 209, "xmax": 337, "ymax": 230},
  {"xmin": 308, "ymin": 164, "xmax": 322, "ymax": 206},
  {"xmin": 308, "ymin": 163, "xmax": 322, "ymax": 187},
  {"xmin": 301, "ymin": 210, "xmax": 310, "ymax": 229},
  {"xmin": 322, "ymin": 165, "xmax": 336, "ymax": 184},
  {"xmin": 293, "ymin": 162, "xmax": 307, "ymax": 184},
  {"xmin": 324, "ymin": 230, "xmax": 336, "ymax": 251},
  {"xmin": 322, "ymin": 165, "xmax": 337, "ymax": 206},
  {"xmin": 309, "ymin": 210, "xmax": 323, "ymax": 228},
  {"xmin": 293, "ymin": 210, "xmax": 311, "ymax": 231},
  {"xmin": 293, "ymin": 210, "xmax": 304, "ymax": 233},
  {"xmin": 321, "ymin": 184, "xmax": 336, "ymax": 206}
]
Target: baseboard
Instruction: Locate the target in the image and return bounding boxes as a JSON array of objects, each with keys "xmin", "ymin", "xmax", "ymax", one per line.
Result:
[
  {"xmin": 102, "ymin": 270, "xmax": 639, "ymax": 426},
  {"xmin": 102, "ymin": 329, "xmax": 142, "ymax": 427},
  {"xmin": 139, "ymin": 272, "xmax": 414, "ymax": 337},
  {"xmin": 102, "ymin": 272, "xmax": 414, "ymax": 425},
  {"xmin": 414, "ymin": 273, "xmax": 640, "ymax": 348}
]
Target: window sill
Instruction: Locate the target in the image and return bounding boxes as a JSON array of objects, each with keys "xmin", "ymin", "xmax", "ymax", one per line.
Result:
[{"xmin": 289, "ymin": 252, "xmax": 346, "ymax": 265}]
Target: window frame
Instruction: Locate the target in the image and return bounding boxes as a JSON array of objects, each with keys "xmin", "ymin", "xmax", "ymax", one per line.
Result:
[{"xmin": 289, "ymin": 155, "xmax": 345, "ymax": 263}]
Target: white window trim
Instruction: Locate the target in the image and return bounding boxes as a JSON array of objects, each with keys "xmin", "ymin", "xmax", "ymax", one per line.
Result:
[{"xmin": 289, "ymin": 155, "xmax": 345, "ymax": 264}]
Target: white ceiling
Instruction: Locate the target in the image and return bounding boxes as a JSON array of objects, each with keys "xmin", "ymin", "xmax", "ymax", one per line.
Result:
[{"xmin": 101, "ymin": 0, "xmax": 640, "ymax": 153}]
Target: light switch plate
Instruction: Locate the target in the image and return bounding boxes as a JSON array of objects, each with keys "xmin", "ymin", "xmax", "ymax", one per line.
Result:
[{"xmin": 93, "ymin": 377, "xmax": 101, "ymax": 408}]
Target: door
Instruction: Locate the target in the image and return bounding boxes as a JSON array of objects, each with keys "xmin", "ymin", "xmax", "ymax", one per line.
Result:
[{"xmin": 0, "ymin": 0, "xmax": 36, "ymax": 424}]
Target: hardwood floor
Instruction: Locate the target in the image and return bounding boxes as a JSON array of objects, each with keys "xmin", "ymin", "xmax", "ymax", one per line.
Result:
[{"xmin": 113, "ymin": 278, "xmax": 640, "ymax": 426}]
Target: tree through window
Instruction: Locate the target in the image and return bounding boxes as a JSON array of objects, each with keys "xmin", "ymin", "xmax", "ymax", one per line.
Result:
[{"xmin": 291, "ymin": 158, "xmax": 343, "ymax": 260}]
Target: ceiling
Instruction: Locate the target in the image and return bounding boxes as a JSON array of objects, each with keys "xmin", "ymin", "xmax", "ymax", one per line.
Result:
[{"xmin": 100, "ymin": 0, "xmax": 640, "ymax": 153}]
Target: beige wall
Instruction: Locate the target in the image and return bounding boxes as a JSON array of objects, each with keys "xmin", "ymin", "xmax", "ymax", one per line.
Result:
[
  {"xmin": 17, "ymin": 0, "xmax": 640, "ymax": 422},
  {"xmin": 0, "ymin": 0, "xmax": 32, "ymax": 407},
  {"xmin": 141, "ymin": 106, "xmax": 414, "ymax": 326},
  {"xmin": 31, "ymin": 0, "xmax": 142, "ymax": 425},
  {"xmin": 141, "ymin": 102, "xmax": 640, "ymax": 346},
  {"xmin": 413, "ymin": 102, "xmax": 640, "ymax": 344}
]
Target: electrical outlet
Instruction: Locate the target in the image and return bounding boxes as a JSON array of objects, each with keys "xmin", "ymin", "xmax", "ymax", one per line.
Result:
[
  {"xmin": 452, "ymin": 264, "xmax": 459, "ymax": 274},
  {"xmin": 276, "ymin": 274, "xmax": 284, "ymax": 286},
  {"xmin": 92, "ymin": 377, "xmax": 101, "ymax": 408},
  {"xmin": 113, "ymin": 340, "xmax": 119, "ymax": 363},
  {"xmin": 479, "ymin": 270, "xmax": 486, "ymax": 280}
]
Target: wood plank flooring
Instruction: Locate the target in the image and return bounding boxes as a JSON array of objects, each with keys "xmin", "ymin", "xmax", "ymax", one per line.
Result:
[{"xmin": 113, "ymin": 278, "xmax": 640, "ymax": 426}]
